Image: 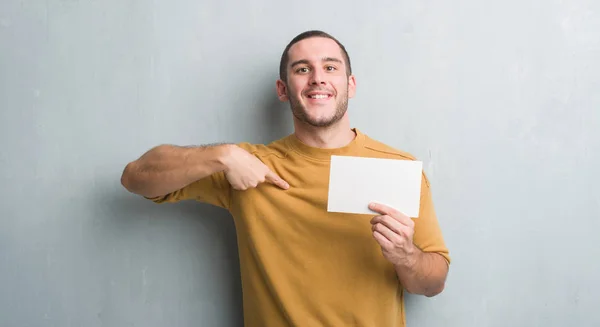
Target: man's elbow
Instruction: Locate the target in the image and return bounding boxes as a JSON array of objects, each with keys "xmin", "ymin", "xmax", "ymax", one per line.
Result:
[
  {"xmin": 406, "ymin": 280, "xmax": 445, "ymax": 297},
  {"xmin": 120, "ymin": 163, "xmax": 136, "ymax": 192},
  {"xmin": 424, "ymin": 281, "xmax": 445, "ymax": 297},
  {"xmin": 424, "ymin": 253, "xmax": 449, "ymax": 297}
]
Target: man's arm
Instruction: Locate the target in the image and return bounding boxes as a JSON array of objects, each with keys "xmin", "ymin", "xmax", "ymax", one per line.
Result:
[
  {"xmin": 120, "ymin": 143, "xmax": 234, "ymax": 198},
  {"xmin": 393, "ymin": 248, "xmax": 448, "ymax": 297},
  {"xmin": 121, "ymin": 143, "xmax": 289, "ymax": 200},
  {"xmin": 369, "ymin": 202, "xmax": 449, "ymax": 297}
]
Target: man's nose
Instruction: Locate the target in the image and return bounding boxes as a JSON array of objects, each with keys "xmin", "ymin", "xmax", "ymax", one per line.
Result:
[{"xmin": 310, "ymin": 69, "xmax": 326, "ymax": 85}]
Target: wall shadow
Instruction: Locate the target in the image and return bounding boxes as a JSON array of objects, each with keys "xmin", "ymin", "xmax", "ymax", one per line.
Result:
[
  {"xmin": 93, "ymin": 179, "xmax": 245, "ymax": 327},
  {"xmin": 247, "ymin": 70, "xmax": 294, "ymax": 145}
]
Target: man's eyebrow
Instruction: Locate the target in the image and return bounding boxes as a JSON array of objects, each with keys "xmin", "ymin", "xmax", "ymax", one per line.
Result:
[
  {"xmin": 290, "ymin": 57, "xmax": 343, "ymax": 68},
  {"xmin": 290, "ymin": 59, "xmax": 310, "ymax": 68}
]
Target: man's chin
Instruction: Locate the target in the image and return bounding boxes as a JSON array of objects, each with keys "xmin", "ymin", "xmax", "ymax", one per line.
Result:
[
  {"xmin": 301, "ymin": 115, "xmax": 341, "ymax": 128},
  {"xmin": 290, "ymin": 102, "xmax": 347, "ymax": 127}
]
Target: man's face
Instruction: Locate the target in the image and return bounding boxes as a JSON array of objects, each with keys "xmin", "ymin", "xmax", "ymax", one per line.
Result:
[{"xmin": 277, "ymin": 37, "xmax": 356, "ymax": 128}]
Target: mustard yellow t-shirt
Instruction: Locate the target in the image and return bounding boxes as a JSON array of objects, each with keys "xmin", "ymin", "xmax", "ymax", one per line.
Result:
[{"xmin": 148, "ymin": 128, "xmax": 450, "ymax": 327}]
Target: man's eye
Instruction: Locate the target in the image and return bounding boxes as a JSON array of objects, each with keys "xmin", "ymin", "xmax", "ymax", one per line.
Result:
[
  {"xmin": 326, "ymin": 66, "xmax": 336, "ymax": 71},
  {"xmin": 297, "ymin": 67, "xmax": 309, "ymax": 73}
]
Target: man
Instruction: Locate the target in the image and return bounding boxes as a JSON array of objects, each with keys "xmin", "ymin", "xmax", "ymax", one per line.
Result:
[{"xmin": 121, "ymin": 30, "xmax": 450, "ymax": 327}]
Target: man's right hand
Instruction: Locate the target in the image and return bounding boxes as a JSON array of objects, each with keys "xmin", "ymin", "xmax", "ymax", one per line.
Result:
[{"xmin": 222, "ymin": 145, "xmax": 290, "ymax": 191}]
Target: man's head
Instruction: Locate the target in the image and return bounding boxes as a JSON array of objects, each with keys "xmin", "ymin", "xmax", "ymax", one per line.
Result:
[{"xmin": 276, "ymin": 30, "xmax": 356, "ymax": 128}]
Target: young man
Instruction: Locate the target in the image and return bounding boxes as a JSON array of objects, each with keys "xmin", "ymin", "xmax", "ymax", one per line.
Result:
[{"xmin": 121, "ymin": 30, "xmax": 450, "ymax": 327}]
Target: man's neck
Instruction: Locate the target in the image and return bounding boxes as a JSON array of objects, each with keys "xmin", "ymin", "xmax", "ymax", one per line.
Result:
[{"xmin": 293, "ymin": 119, "xmax": 356, "ymax": 149}]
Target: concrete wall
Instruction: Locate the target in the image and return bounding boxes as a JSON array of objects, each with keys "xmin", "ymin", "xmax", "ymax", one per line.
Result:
[{"xmin": 1, "ymin": 0, "xmax": 599, "ymax": 326}]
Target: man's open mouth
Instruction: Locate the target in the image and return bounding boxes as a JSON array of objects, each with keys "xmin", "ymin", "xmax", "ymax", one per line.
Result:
[{"xmin": 307, "ymin": 94, "xmax": 332, "ymax": 99}]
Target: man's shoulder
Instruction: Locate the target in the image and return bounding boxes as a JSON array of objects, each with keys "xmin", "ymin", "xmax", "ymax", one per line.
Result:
[
  {"xmin": 235, "ymin": 135, "xmax": 292, "ymax": 159},
  {"xmin": 358, "ymin": 131, "xmax": 431, "ymax": 187},
  {"xmin": 360, "ymin": 132, "xmax": 417, "ymax": 161}
]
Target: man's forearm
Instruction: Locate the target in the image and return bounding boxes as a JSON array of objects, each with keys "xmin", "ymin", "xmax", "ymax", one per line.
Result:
[
  {"xmin": 121, "ymin": 143, "xmax": 233, "ymax": 198},
  {"xmin": 394, "ymin": 249, "xmax": 449, "ymax": 297}
]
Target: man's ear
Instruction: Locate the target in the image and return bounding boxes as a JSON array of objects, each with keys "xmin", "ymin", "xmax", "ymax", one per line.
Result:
[
  {"xmin": 348, "ymin": 74, "xmax": 357, "ymax": 99},
  {"xmin": 276, "ymin": 79, "xmax": 289, "ymax": 102}
]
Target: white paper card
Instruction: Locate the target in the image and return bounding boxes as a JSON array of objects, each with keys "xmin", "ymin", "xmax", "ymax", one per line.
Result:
[{"xmin": 327, "ymin": 155, "xmax": 423, "ymax": 217}]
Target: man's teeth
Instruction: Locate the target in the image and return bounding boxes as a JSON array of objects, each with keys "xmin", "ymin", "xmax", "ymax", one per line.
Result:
[{"xmin": 309, "ymin": 94, "xmax": 329, "ymax": 99}]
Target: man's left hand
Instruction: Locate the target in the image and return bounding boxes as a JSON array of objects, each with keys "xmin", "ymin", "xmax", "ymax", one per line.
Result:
[{"xmin": 369, "ymin": 202, "xmax": 417, "ymax": 268}]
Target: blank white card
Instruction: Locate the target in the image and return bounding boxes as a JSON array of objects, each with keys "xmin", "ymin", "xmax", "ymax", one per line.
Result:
[{"xmin": 327, "ymin": 155, "xmax": 423, "ymax": 217}]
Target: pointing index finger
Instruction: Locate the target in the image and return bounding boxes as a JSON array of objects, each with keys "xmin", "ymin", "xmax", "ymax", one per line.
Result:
[{"xmin": 265, "ymin": 170, "xmax": 290, "ymax": 190}]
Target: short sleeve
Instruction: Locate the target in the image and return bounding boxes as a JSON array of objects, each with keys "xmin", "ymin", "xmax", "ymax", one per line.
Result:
[
  {"xmin": 412, "ymin": 172, "xmax": 451, "ymax": 265},
  {"xmin": 145, "ymin": 170, "xmax": 232, "ymax": 210}
]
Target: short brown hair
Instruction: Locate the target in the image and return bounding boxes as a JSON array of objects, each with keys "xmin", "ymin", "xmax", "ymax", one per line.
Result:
[{"xmin": 279, "ymin": 30, "xmax": 352, "ymax": 83}]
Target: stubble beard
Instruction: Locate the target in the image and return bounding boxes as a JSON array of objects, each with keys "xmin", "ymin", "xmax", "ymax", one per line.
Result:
[{"xmin": 288, "ymin": 84, "xmax": 349, "ymax": 128}]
